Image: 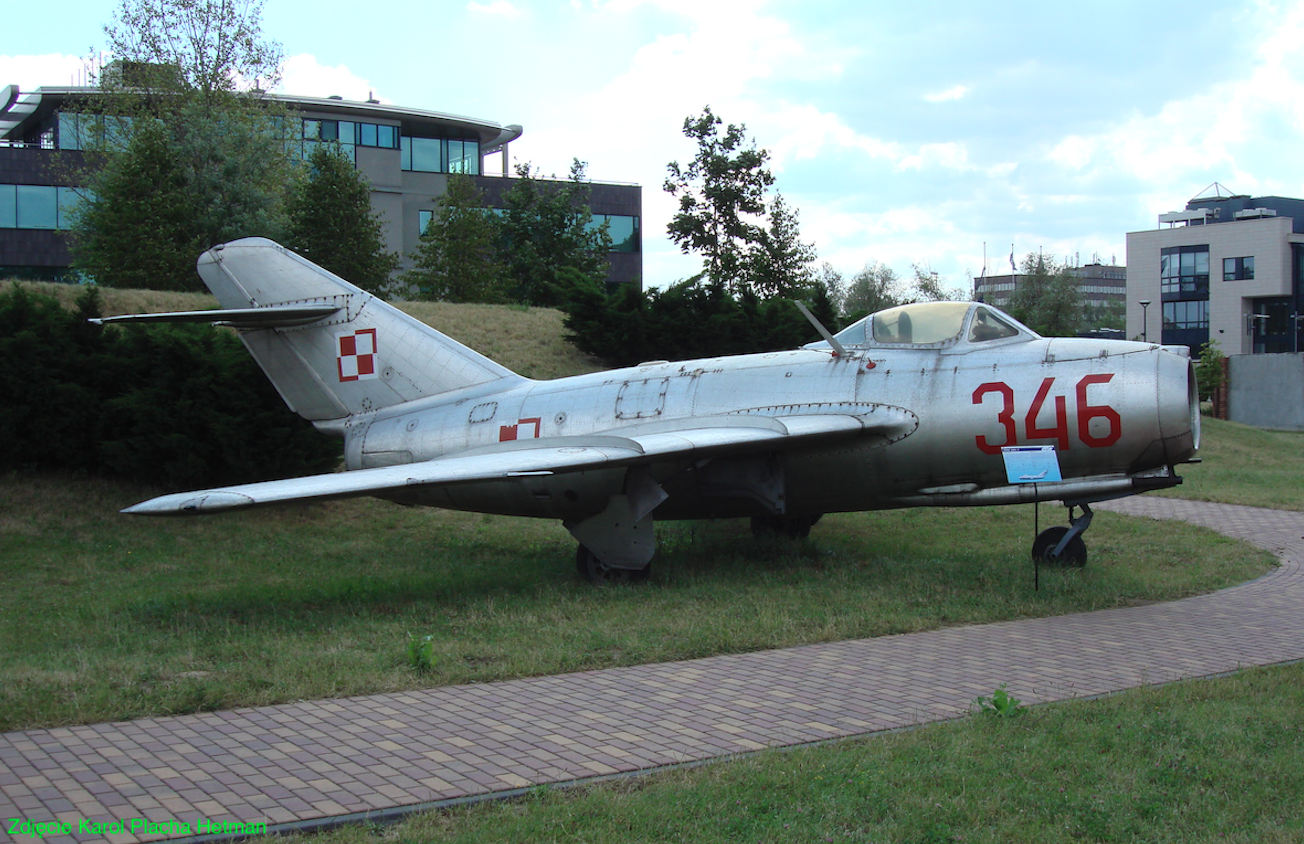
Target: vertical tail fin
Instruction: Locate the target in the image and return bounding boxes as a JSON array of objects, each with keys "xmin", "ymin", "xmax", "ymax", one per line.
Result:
[{"xmin": 198, "ymin": 237, "xmax": 523, "ymax": 421}]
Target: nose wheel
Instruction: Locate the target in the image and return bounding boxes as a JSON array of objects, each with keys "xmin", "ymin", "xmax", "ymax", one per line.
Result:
[{"xmin": 1032, "ymin": 503, "xmax": 1092, "ymax": 567}]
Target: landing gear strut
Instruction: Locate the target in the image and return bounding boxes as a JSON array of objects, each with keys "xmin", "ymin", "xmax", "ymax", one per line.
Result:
[
  {"xmin": 576, "ymin": 545, "xmax": 651, "ymax": 585},
  {"xmin": 1031, "ymin": 503, "xmax": 1092, "ymax": 567},
  {"xmin": 750, "ymin": 514, "xmax": 822, "ymax": 540}
]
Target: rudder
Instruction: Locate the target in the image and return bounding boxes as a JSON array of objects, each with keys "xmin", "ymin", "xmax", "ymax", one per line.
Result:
[{"xmin": 198, "ymin": 238, "xmax": 522, "ymax": 421}]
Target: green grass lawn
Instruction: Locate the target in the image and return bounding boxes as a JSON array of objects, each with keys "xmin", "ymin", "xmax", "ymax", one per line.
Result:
[
  {"xmin": 0, "ymin": 468, "xmax": 1272, "ymax": 732},
  {"xmin": 300, "ymin": 662, "xmax": 1304, "ymax": 844},
  {"xmin": 1165, "ymin": 416, "xmax": 1304, "ymax": 511}
]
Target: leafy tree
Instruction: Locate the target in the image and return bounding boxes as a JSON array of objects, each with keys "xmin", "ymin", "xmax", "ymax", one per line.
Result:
[
  {"xmin": 843, "ymin": 261, "xmax": 902, "ymax": 318},
  {"xmin": 908, "ymin": 263, "xmax": 967, "ymax": 303},
  {"xmin": 102, "ymin": 0, "xmax": 284, "ymax": 96},
  {"xmin": 286, "ymin": 143, "xmax": 398, "ymax": 293},
  {"xmin": 665, "ymin": 106, "xmax": 775, "ymax": 294},
  {"xmin": 404, "ymin": 174, "xmax": 508, "ymax": 303},
  {"xmin": 498, "ymin": 160, "xmax": 611, "ymax": 306},
  {"xmin": 66, "ymin": 0, "xmax": 297, "ymax": 290},
  {"xmin": 747, "ymin": 194, "xmax": 818, "ymax": 299},
  {"xmin": 1005, "ymin": 253, "xmax": 1083, "ymax": 336},
  {"xmin": 816, "ymin": 262, "xmax": 847, "ymax": 315}
]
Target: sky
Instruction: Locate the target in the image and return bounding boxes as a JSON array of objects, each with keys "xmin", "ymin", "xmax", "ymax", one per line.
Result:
[{"xmin": 6, "ymin": 0, "xmax": 1304, "ymax": 291}]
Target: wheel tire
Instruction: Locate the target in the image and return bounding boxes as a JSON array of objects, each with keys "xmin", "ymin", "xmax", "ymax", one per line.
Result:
[
  {"xmin": 1032, "ymin": 526, "xmax": 1088, "ymax": 568},
  {"xmin": 576, "ymin": 545, "xmax": 650, "ymax": 585}
]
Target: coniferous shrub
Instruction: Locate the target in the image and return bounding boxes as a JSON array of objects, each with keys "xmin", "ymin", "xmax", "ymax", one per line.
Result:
[{"xmin": 0, "ymin": 284, "xmax": 340, "ymax": 489}]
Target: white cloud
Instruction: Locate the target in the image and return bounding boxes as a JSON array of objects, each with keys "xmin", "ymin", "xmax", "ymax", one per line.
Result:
[
  {"xmin": 0, "ymin": 54, "xmax": 90, "ymax": 91},
  {"xmin": 924, "ymin": 84, "xmax": 969, "ymax": 103},
  {"xmin": 1044, "ymin": 0, "xmax": 1304, "ymax": 201},
  {"xmin": 279, "ymin": 54, "xmax": 383, "ymax": 102},
  {"xmin": 468, "ymin": 1, "xmax": 524, "ymax": 18}
]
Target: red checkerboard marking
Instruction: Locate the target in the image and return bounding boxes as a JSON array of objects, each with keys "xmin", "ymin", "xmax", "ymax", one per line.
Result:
[{"xmin": 338, "ymin": 329, "xmax": 379, "ymax": 382}]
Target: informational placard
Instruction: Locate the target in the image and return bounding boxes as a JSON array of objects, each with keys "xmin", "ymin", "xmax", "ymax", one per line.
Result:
[{"xmin": 1001, "ymin": 445, "xmax": 1062, "ymax": 484}]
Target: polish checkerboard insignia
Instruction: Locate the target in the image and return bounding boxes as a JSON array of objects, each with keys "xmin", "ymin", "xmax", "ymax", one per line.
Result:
[{"xmin": 337, "ymin": 329, "xmax": 378, "ymax": 382}]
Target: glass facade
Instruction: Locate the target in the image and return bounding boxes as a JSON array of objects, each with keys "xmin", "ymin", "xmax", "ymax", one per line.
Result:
[
  {"xmin": 1160, "ymin": 246, "xmax": 1209, "ymax": 297},
  {"xmin": 0, "ymin": 185, "xmax": 82, "ymax": 229},
  {"xmin": 401, "ymin": 136, "xmax": 479, "ymax": 175},
  {"xmin": 57, "ymin": 113, "xmax": 134, "ymax": 151},
  {"xmin": 1160, "ymin": 245, "xmax": 1210, "ymax": 348},
  {"xmin": 1162, "ymin": 300, "xmax": 1208, "ymax": 331}
]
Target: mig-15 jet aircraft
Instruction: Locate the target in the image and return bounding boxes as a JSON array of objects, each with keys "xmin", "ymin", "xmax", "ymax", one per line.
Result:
[{"xmin": 98, "ymin": 238, "xmax": 1199, "ymax": 583}]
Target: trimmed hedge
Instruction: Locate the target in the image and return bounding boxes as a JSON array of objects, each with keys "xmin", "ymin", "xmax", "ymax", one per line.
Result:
[{"xmin": 0, "ymin": 284, "xmax": 340, "ymax": 490}]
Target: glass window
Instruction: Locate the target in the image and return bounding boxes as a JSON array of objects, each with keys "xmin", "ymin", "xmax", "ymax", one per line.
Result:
[
  {"xmin": 1223, "ymin": 256, "xmax": 1255, "ymax": 281},
  {"xmin": 408, "ymin": 137, "xmax": 441, "ymax": 172},
  {"xmin": 57, "ymin": 187, "xmax": 82, "ymax": 228},
  {"xmin": 303, "ymin": 119, "xmax": 321, "ymax": 140},
  {"xmin": 319, "ymin": 120, "xmax": 339, "ymax": 142},
  {"xmin": 16, "ymin": 185, "xmax": 58, "ymax": 229},
  {"xmin": 418, "ymin": 209, "xmax": 434, "ymax": 235},
  {"xmin": 377, "ymin": 125, "xmax": 397, "ymax": 149},
  {"xmin": 1160, "ymin": 246, "xmax": 1209, "ymax": 297},
  {"xmin": 1162, "ymin": 300, "xmax": 1209, "ymax": 330},
  {"xmin": 0, "ymin": 185, "xmax": 15, "ymax": 228},
  {"xmin": 586, "ymin": 215, "xmax": 640, "ymax": 252},
  {"xmin": 448, "ymin": 139, "xmax": 479, "ymax": 174},
  {"xmin": 872, "ymin": 302, "xmax": 970, "ymax": 345},
  {"xmin": 968, "ymin": 308, "xmax": 1019, "ymax": 342},
  {"xmin": 359, "ymin": 122, "xmax": 377, "ymax": 147}
]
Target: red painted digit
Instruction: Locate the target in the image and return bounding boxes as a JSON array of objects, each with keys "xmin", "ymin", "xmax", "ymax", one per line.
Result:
[
  {"xmin": 1025, "ymin": 377, "xmax": 1070, "ymax": 450},
  {"xmin": 1077, "ymin": 374, "xmax": 1122, "ymax": 447},
  {"xmin": 973, "ymin": 382, "xmax": 1016, "ymax": 455}
]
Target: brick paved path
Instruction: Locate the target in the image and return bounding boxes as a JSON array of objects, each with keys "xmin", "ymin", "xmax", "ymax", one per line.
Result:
[{"xmin": 3, "ymin": 497, "xmax": 1302, "ymax": 843}]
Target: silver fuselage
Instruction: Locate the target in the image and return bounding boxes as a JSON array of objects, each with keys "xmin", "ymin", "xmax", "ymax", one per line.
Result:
[{"xmin": 347, "ymin": 335, "xmax": 1198, "ymax": 522}]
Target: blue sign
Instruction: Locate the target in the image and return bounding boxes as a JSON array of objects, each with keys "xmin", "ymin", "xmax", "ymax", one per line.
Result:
[{"xmin": 1001, "ymin": 446, "xmax": 1062, "ymax": 484}]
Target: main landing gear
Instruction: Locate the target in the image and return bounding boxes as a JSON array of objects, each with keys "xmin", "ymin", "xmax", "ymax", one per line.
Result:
[
  {"xmin": 750, "ymin": 514, "xmax": 823, "ymax": 540},
  {"xmin": 576, "ymin": 544, "xmax": 651, "ymax": 585},
  {"xmin": 1031, "ymin": 503, "xmax": 1093, "ymax": 567}
]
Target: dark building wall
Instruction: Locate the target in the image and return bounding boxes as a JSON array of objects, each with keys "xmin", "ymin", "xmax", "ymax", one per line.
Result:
[{"xmin": 0, "ymin": 147, "xmax": 78, "ymax": 277}]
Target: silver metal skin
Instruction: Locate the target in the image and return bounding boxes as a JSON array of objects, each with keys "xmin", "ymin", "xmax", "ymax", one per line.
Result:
[{"xmin": 112, "ymin": 239, "xmax": 1199, "ymax": 575}]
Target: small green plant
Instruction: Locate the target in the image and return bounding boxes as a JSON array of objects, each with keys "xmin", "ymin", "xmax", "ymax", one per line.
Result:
[
  {"xmin": 405, "ymin": 634, "xmax": 437, "ymax": 671},
  {"xmin": 974, "ymin": 684, "xmax": 1024, "ymax": 717},
  {"xmin": 1195, "ymin": 340, "xmax": 1227, "ymax": 401}
]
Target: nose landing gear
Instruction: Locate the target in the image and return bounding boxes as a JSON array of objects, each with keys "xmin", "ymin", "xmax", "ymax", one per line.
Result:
[{"xmin": 1032, "ymin": 503, "xmax": 1092, "ymax": 567}]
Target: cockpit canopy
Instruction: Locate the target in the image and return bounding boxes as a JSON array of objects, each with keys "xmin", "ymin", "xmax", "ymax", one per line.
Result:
[{"xmin": 806, "ymin": 301, "xmax": 1037, "ymax": 351}]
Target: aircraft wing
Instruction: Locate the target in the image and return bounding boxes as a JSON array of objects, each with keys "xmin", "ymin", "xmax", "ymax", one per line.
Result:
[{"xmin": 123, "ymin": 409, "xmax": 917, "ymax": 516}]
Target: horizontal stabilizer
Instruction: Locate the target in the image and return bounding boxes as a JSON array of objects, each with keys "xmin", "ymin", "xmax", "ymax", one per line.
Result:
[{"xmin": 89, "ymin": 303, "xmax": 342, "ymax": 328}]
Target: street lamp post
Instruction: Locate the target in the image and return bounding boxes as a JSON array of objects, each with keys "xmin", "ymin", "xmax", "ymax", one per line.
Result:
[{"xmin": 1139, "ymin": 300, "xmax": 1151, "ymax": 343}]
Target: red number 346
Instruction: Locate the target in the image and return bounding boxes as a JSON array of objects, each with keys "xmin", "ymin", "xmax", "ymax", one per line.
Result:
[{"xmin": 972, "ymin": 375, "xmax": 1122, "ymax": 454}]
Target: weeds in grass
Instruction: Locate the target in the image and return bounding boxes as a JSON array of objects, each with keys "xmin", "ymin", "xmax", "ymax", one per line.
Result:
[
  {"xmin": 974, "ymin": 684, "xmax": 1024, "ymax": 718},
  {"xmin": 405, "ymin": 634, "xmax": 437, "ymax": 671}
]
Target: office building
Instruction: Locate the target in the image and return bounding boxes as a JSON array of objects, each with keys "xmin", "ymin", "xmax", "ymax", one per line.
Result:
[
  {"xmin": 1126, "ymin": 184, "xmax": 1303, "ymax": 353},
  {"xmin": 0, "ymin": 83, "xmax": 641, "ymax": 287}
]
